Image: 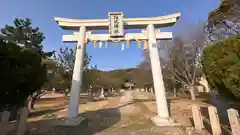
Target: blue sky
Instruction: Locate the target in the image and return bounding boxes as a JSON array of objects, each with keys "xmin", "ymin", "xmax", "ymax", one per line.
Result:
[{"xmin": 1, "ymin": 0, "xmax": 220, "ymax": 71}]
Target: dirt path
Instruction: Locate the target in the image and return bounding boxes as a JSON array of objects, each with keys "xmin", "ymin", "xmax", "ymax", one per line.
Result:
[{"xmin": 26, "ymin": 96, "xmax": 188, "ymax": 135}]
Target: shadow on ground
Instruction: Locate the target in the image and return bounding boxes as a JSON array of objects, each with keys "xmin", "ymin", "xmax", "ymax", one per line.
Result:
[
  {"xmin": 26, "ymin": 94, "xmax": 186, "ymax": 135},
  {"xmin": 28, "ymin": 108, "xmax": 65, "ymax": 119},
  {"xmin": 133, "ymin": 97, "xmax": 181, "ymax": 115},
  {"xmin": 27, "ymin": 99, "xmax": 153, "ymax": 135},
  {"xmin": 29, "ymin": 94, "xmax": 91, "ymax": 119},
  {"xmin": 27, "ymin": 105, "xmax": 122, "ymax": 135},
  {"xmin": 37, "ymin": 94, "xmax": 89, "ymax": 104}
]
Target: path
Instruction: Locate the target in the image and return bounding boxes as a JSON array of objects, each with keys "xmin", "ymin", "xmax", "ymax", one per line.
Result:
[
  {"xmin": 17, "ymin": 94, "xmax": 210, "ymax": 135},
  {"xmin": 33, "ymin": 97, "xmax": 185, "ymax": 135}
]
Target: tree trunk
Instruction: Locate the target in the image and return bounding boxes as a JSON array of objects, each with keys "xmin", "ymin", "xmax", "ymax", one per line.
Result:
[
  {"xmin": 28, "ymin": 93, "xmax": 38, "ymax": 110},
  {"xmin": 188, "ymin": 85, "xmax": 196, "ymax": 100},
  {"xmin": 173, "ymin": 87, "xmax": 177, "ymax": 97},
  {"xmin": 28, "ymin": 96, "xmax": 34, "ymax": 110}
]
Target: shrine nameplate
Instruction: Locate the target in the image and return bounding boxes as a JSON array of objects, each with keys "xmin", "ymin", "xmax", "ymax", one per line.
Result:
[{"xmin": 108, "ymin": 12, "xmax": 124, "ymax": 37}]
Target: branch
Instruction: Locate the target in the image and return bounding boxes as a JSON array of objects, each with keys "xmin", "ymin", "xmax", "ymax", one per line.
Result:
[
  {"xmin": 183, "ymin": 60, "xmax": 194, "ymax": 83},
  {"xmin": 167, "ymin": 67, "xmax": 188, "ymax": 86},
  {"xmin": 165, "ymin": 75, "xmax": 188, "ymax": 86},
  {"xmin": 179, "ymin": 60, "xmax": 193, "ymax": 84},
  {"xmin": 171, "ymin": 54, "xmax": 193, "ymax": 85},
  {"xmin": 190, "ymin": 42, "xmax": 200, "ymax": 85}
]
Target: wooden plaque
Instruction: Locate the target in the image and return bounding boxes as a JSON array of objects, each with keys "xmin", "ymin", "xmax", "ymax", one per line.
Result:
[{"xmin": 108, "ymin": 12, "xmax": 124, "ymax": 37}]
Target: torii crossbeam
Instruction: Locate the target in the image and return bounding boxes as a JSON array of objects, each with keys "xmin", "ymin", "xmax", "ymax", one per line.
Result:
[
  {"xmin": 55, "ymin": 13, "xmax": 180, "ymax": 30},
  {"xmin": 62, "ymin": 31, "xmax": 172, "ymax": 42},
  {"xmin": 55, "ymin": 12, "xmax": 180, "ymax": 126}
]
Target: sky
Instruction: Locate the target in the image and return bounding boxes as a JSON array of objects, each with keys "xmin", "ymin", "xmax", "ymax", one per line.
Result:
[{"xmin": 1, "ymin": 0, "xmax": 220, "ymax": 71}]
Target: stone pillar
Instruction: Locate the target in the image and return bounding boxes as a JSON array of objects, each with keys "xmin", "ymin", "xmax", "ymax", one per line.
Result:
[
  {"xmin": 68, "ymin": 26, "xmax": 86, "ymax": 119},
  {"xmin": 227, "ymin": 108, "xmax": 240, "ymax": 135},
  {"xmin": 0, "ymin": 111, "xmax": 10, "ymax": 135},
  {"xmin": 16, "ymin": 107, "xmax": 29, "ymax": 135},
  {"xmin": 147, "ymin": 24, "xmax": 174, "ymax": 126},
  {"xmin": 192, "ymin": 105, "xmax": 204, "ymax": 132},
  {"xmin": 208, "ymin": 106, "xmax": 222, "ymax": 135},
  {"xmin": 99, "ymin": 88, "xmax": 105, "ymax": 99},
  {"xmin": 52, "ymin": 88, "xmax": 56, "ymax": 93}
]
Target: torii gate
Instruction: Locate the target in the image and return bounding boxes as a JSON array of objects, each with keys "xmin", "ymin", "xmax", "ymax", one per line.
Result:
[{"xmin": 55, "ymin": 12, "xmax": 180, "ymax": 126}]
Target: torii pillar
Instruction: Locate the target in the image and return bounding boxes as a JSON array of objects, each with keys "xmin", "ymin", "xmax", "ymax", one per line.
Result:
[{"xmin": 55, "ymin": 12, "xmax": 181, "ymax": 126}]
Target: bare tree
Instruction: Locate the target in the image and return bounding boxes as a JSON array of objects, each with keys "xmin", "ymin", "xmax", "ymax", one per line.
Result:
[
  {"xmin": 137, "ymin": 40, "xmax": 169, "ymax": 71},
  {"xmin": 53, "ymin": 46, "xmax": 92, "ymax": 95},
  {"xmin": 138, "ymin": 23, "xmax": 205, "ymax": 100},
  {"xmin": 137, "ymin": 49, "xmax": 151, "ymax": 71},
  {"xmin": 166, "ymin": 23, "xmax": 204, "ymax": 100},
  {"xmin": 165, "ymin": 39, "xmax": 203, "ymax": 100},
  {"xmin": 54, "ymin": 47, "xmax": 91, "ymax": 73}
]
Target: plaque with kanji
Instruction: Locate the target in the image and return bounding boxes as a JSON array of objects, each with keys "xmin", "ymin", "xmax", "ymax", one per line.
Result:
[{"xmin": 108, "ymin": 12, "xmax": 124, "ymax": 37}]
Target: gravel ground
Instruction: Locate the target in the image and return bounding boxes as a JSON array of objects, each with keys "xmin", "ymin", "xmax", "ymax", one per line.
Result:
[{"xmin": 12, "ymin": 95, "xmax": 204, "ymax": 135}]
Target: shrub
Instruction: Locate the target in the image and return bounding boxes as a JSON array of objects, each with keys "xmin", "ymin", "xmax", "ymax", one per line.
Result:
[{"xmin": 202, "ymin": 36, "xmax": 240, "ymax": 100}]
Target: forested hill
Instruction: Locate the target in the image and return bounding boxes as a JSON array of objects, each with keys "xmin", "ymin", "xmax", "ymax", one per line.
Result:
[{"xmin": 84, "ymin": 68, "xmax": 153, "ymax": 88}]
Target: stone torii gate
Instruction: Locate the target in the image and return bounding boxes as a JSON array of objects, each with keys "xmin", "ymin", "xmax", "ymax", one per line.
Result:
[{"xmin": 55, "ymin": 12, "xmax": 180, "ymax": 126}]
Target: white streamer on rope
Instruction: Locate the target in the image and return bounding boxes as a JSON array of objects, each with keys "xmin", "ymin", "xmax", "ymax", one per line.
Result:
[
  {"xmin": 99, "ymin": 41, "xmax": 103, "ymax": 48},
  {"xmin": 121, "ymin": 43, "xmax": 125, "ymax": 51},
  {"xmin": 105, "ymin": 41, "xmax": 108, "ymax": 48}
]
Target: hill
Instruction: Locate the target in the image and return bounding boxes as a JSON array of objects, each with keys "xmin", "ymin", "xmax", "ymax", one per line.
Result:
[{"xmin": 84, "ymin": 68, "xmax": 153, "ymax": 89}]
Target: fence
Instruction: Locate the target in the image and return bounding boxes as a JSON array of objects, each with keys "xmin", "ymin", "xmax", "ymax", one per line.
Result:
[
  {"xmin": 191, "ymin": 104, "xmax": 240, "ymax": 135},
  {"xmin": 0, "ymin": 107, "xmax": 28, "ymax": 135}
]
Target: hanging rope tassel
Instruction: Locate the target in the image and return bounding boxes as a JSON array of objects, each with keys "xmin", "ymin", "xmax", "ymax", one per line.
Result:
[
  {"xmin": 121, "ymin": 42, "xmax": 125, "ymax": 51},
  {"xmin": 115, "ymin": 41, "xmax": 119, "ymax": 48},
  {"xmin": 126, "ymin": 40, "xmax": 130, "ymax": 48},
  {"xmin": 137, "ymin": 40, "xmax": 141, "ymax": 48},
  {"xmin": 93, "ymin": 41, "xmax": 97, "ymax": 48},
  {"xmin": 144, "ymin": 40, "xmax": 148, "ymax": 49},
  {"xmin": 105, "ymin": 41, "xmax": 108, "ymax": 49},
  {"xmin": 99, "ymin": 41, "xmax": 103, "ymax": 48}
]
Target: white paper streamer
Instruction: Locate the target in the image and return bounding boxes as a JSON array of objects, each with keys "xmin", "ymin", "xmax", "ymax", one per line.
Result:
[
  {"xmin": 105, "ymin": 42, "xmax": 108, "ymax": 48},
  {"xmin": 99, "ymin": 42, "xmax": 103, "ymax": 48},
  {"xmin": 121, "ymin": 43, "xmax": 125, "ymax": 51}
]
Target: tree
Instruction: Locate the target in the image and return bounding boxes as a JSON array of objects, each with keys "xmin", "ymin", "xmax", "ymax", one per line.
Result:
[
  {"xmin": 83, "ymin": 66, "xmax": 104, "ymax": 93},
  {"xmin": 167, "ymin": 23, "xmax": 205, "ymax": 99},
  {"xmin": 138, "ymin": 23, "xmax": 204, "ymax": 99},
  {"xmin": 42, "ymin": 58, "xmax": 57, "ymax": 89},
  {"xmin": 202, "ymin": 36, "xmax": 240, "ymax": 100},
  {"xmin": 1, "ymin": 18, "xmax": 55, "ymax": 110},
  {"xmin": 1, "ymin": 18, "xmax": 54, "ymax": 57},
  {"xmin": 0, "ymin": 39, "xmax": 47, "ymax": 111},
  {"xmin": 53, "ymin": 46, "xmax": 92, "ymax": 92},
  {"xmin": 165, "ymin": 38, "xmax": 202, "ymax": 100},
  {"xmin": 137, "ymin": 42, "xmax": 168, "ymax": 71},
  {"xmin": 137, "ymin": 50, "xmax": 152, "ymax": 71}
]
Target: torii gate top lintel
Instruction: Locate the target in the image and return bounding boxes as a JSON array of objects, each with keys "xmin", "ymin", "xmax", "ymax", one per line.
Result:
[{"xmin": 55, "ymin": 12, "xmax": 180, "ymax": 30}]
